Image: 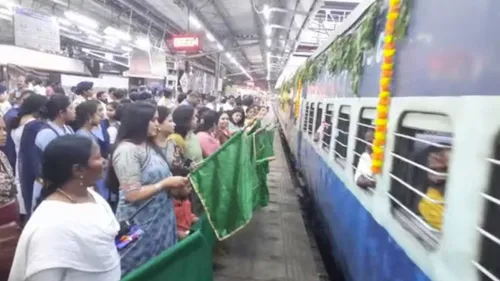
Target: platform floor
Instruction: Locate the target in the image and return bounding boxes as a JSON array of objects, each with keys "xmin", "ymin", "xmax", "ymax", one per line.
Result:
[{"xmin": 214, "ymin": 130, "xmax": 322, "ymax": 281}]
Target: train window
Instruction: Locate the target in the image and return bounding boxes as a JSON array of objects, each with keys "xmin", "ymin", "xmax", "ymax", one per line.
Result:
[
  {"xmin": 476, "ymin": 134, "xmax": 500, "ymax": 281},
  {"xmin": 308, "ymin": 103, "xmax": 315, "ymax": 136},
  {"xmin": 321, "ymin": 104, "xmax": 334, "ymax": 151},
  {"xmin": 333, "ymin": 105, "xmax": 351, "ymax": 168},
  {"xmin": 353, "ymin": 108, "xmax": 376, "ymax": 191},
  {"xmin": 313, "ymin": 103, "xmax": 324, "ymax": 142},
  {"xmin": 388, "ymin": 112, "xmax": 452, "ymax": 250},
  {"xmin": 302, "ymin": 102, "xmax": 309, "ymax": 132}
]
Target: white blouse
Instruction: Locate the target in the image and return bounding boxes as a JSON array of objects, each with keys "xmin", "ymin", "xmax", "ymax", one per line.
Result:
[{"xmin": 8, "ymin": 189, "xmax": 121, "ymax": 281}]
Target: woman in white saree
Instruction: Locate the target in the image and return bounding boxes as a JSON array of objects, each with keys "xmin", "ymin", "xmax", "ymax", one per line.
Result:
[{"xmin": 8, "ymin": 135, "xmax": 120, "ymax": 281}]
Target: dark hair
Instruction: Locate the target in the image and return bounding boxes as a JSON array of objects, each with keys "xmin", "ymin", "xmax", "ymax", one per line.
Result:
[
  {"xmin": 108, "ymin": 101, "xmax": 119, "ymax": 111},
  {"xmin": 235, "ymin": 96, "xmax": 242, "ymax": 106},
  {"xmin": 130, "ymin": 92, "xmax": 141, "ymax": 102},
  {"xmin": 113, "ymin": 89, "xmax": 127, "ymax": 100},
  {"xmin": 246, "ymin": 104, "xmax": 260, "ymax": 114},
  {"xmin": 220, "ymin": 97, "xmax": 227, "ymax": 104},
  {"xmin": 44, "ymin": 94, "xmax": 70, "ymax": 121},
  {"xmin": 70, "ymin": 86, "xmax": 76, "ymax": 93},
  {"xmin": 71, "ymin": 100, "xmax": 100, "ymax": 131},
  {"xmin": 119, "ymin": 99, "xmax": 132, "ymax": 104},
  {"xmin": 157, "ymin": 106, "xmax": 172, "ymax": 124},
  {"xmin": 139, "ymin": 91, "xmax": 153, "ymax": 101},
  {"xmin": 242, "ymin": 95, "xmax": 254, "ymax": 107},
  {"xmin": 196, "ymin": 107, "xmax": 210, "ymax": 121},
  {"xmin": 196, "ymin": 109, "xmax": 218, "ymax": 133},
  {"xmin": 172, "ymin": 105, "xmax": 195, "ymax": 138},
  {"xmin": 162, "ymin": 89, "xmax": 173, "ymax": 99},
  {"xmin": 19, "ymin": 89, "xmax": 34, "ymax": 99},
  {"xmin": 108, "ymin": 87, "xmax": 117, "ymax": 94},
  {"xmin": 38, "ymin": 135, "xmax": 94, "ymax": 205},
  {"xmin": 206, "ymin": 95, "xmax": 216, "ymax": 103},
  {"xmin": 230, "ymin": 106, "xmax": 245, "ymax": 127},
  {"xmin": 177, "ymin": 93, "xmax": 187, "ymax": 104},
  {"xmin": 10, "ymin": 93, "xmax": 48, "ymax": 130},
  {"xmin": 115, "ymin": 102, "xmax": 156, "ymax": 145},
  {"xmin": 96, "ymin": 91, "xmax": 106, "ymax": 99},
  {"xmin": 107, "ymin": 102, "xmax": 157, "ymax": 194}
]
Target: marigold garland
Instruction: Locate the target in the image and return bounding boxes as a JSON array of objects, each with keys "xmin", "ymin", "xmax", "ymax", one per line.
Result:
[{"xmin": 370, "ymin": 0, "xmax": 402, "ymax": 174}]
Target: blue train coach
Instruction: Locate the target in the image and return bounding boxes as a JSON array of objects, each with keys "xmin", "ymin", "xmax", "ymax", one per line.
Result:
[{"xmin": 275, "ymin": 0, "xmax": 500, "ymax": 281}]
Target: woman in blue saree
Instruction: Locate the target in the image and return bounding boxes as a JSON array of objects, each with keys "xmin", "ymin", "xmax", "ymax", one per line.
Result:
[{"xmin": 107, "ymin": 102, "xmax": 190, "ymax": 276}]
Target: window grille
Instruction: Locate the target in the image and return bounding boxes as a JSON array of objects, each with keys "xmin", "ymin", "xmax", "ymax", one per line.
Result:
[
  {"xmin": 388, "ymin": 112, "xmax": 453, "ymax": 250},
  {"xmin": 302, "ymin": 102, "xmax": 309, "ymax": 132},
  {"xmin": 333, "ymin": 105, "xmax": 351, "ymax": 167},
  {"xmin": 321, "ymin": 104, "xmax": 334, "ymax": 151},
  {"xmin": 475, "ymin": 135, "xmax": 500, "ymax": 281},
  {"xmin": 353, "ymin": 108, "xmax": 376, "ymax": 190},
  {"xmin": 308, "ymin": 102, "xmax": 315, "ymax": 136}
]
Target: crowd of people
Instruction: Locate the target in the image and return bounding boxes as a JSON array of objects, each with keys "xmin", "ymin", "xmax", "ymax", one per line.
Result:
[{"xmin": 0, "ymin": 78, "xmax": 272, "ymax": 281}]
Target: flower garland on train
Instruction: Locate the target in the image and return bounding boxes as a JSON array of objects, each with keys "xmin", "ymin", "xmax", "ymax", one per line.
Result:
[{"xmin": 371, "ymin": 0, "xmax": 411, "ymax": 174}]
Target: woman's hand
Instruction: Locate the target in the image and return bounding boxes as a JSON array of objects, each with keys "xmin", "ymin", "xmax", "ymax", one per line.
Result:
[
  {"xmin": 161, "ymin": 176, "xmax": 189, "ymax": 189},
  {"xmin": 164, "ymin": 177, "xmax": 192, "ymax": 200}
]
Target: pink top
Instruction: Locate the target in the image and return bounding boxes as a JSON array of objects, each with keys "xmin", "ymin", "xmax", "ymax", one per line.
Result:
[{"xmin": 197, "ymin": 131, "xmax": 221, "ymax": 158}]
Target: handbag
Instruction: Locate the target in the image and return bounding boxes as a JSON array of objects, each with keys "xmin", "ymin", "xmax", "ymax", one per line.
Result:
[{"xmin": 0, "ymin": 200, "xmax": 21, "ymax": 280}]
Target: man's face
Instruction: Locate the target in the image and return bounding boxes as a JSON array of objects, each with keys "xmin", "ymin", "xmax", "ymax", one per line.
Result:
[{"xmin": 17, "ymin": 76, "xmax": 26, "ymax": 90}]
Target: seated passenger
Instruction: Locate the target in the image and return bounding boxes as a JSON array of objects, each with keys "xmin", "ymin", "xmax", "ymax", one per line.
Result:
[
  {"xmin": 354, "ymin": 129, "xmax": 376, "ymax": 189},
  {"xmin": 418, "ymin": 146, "xmax": 450, "ymax": 231},
  {"xmin": 108, "ymin": 102, "xmax": 189, "ymax": 276},
  {"xmin": 9, "ymin": 135, "xmax": 121, "ymax": 281}
]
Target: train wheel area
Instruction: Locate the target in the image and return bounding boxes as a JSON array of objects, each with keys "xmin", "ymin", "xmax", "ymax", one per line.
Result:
[{"xmin": 214, "ymin": 124, "xmax": 326, "ymax": 281}]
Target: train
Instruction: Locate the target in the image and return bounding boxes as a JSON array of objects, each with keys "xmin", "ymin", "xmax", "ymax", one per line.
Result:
[{"xmin": 275, "ymin": 0, "xmax": 500, "ymax": 281}]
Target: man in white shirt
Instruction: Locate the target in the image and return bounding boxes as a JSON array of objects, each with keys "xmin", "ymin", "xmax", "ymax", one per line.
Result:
[
  {"xmin": 71, "ymin": 81, "xmax": 95, "ymax": 107},
  {"xmin": 354, "ymin": 129, "xmax": 376, "ymax": 189},
  {"xmin": 157, "ymin": 88, "xmax": 176, "ymax": 109},
  {"xmin": 0, "ymin": 85, "xmax": 11, "ymax": 117}
]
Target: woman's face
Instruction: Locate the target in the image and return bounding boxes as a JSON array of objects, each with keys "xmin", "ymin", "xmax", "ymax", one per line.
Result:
[
  {"xmin": 259, "ymin": 107, "xmax": 267, "ymax": 117},
  {"xmin": 190, "ymin": 113, "xmax": 198, "ymax": 130},
  {"xmin": 0, "ymin": 118, "xmax": 6, "ymax": 147},
  {"xmin": 97, "ymin": 104, "xmax": 105, "ymax": 120},
  {"xmin": 218, "ymin": 113, "xmax": 229, "ymax": 129},
  {"xmin": 160, "ymin": 114, "xmax": 175, "ymax": 135},
  {"xmin": 232, "ymin": 112, "xmax": 242, "ymax": 123},
  {"xmin": 83, "ymin": 144, "xmax": 104, "ymax": 186},
  {"xmin": 64, "ymin": 104, "xmax": 76, "ymax": 122},
  {"xmin": 106, "ymin": 105, "xmax": 116, "ymax": 120},
  {"xmin": 247, "ymin": 108, "xmax": 256, "ymax": 118},
  {"xmin": 148, "ymin": 111, "xmax": 160, "ymax": 137}
]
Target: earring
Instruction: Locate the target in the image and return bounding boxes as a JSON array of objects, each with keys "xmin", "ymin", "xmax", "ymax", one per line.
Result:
[{"xmin": 80, "ymin": 175, "xmax": 84, "ymax": 187}]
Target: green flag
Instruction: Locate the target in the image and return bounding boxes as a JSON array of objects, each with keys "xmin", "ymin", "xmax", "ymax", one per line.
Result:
[
  {"xmin": 249, "ymin": 127, "xmax": 276, "ymax": 209},
  {"xmin": 189, "ymin": 131, "xmax": 258, "ymax": 240}
]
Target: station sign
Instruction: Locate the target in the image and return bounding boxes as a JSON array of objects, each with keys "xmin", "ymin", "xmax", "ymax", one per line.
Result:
[{"xmin": 170, "ymin": 34, "xmax": 202, "ymax": 52}]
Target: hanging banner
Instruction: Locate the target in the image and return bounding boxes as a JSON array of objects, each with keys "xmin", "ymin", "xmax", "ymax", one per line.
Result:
[{"xmin": 14, "ymin": 7, "xmax": 60, "ymax": 52}]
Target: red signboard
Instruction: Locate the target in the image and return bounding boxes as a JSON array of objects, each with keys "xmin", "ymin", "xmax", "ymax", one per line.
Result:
[{"xmin": 170, "ymin": 34, "xmax": 202, "ymax": 52}]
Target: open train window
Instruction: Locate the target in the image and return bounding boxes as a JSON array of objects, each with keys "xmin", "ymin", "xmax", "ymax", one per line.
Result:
[
  {"xmin": 333, "ymin": 105, "xmax": 351, "ymax": 168},
  {"xmin": 353, "ymin": 108, "xmax": 376, "ymax": 191},
  {"xmin": 302, "ymin": 102, "xmax": 309, "ymax": 132},
  {"xmin": 388, "ymin": 112, "xmax": 453, "ymax": 251},
  {"xmin": 476, "ymin": 133, "xmax": 500, "ymax": 281},
  {"xmin": 313, "ymin": 103, "xmax": 324, "ymax": 142},
  {"xmin": 308, "ymin": 103, "xmax": 315, "ymax": 136},
  {"xmin": 321, "ymin": 104, "xmax": 334, "ymax": 151}
]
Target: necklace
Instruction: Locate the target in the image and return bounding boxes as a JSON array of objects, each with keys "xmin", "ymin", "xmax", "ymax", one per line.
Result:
[{"xmin": 56, "ymin": 188, "xmax": 91, "ymax": 203}]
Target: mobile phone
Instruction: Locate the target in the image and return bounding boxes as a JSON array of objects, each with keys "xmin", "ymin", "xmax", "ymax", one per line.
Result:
[{"xmin": 115, "ymin": 225, "xmax": 144, "ymax": 251}]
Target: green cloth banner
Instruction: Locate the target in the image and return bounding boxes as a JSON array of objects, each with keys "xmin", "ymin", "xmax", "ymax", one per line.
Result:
[
  {"xmin": 121, "ymin": 229, "xmax": 213, "ymax": 281},
  {"xmin": 189, "ymin": 130, "xmax": 258, "ymax": 240}
]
